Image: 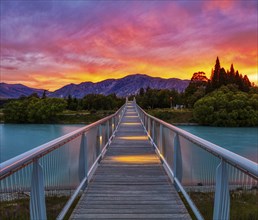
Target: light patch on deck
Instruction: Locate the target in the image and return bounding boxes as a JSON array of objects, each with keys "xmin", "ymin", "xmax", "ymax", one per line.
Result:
[
  {"xmin": 121, "ymin": 122, "xmax": 141, "ymax": 125},
  {"xmin": 124, "ymin": 116, "xmax": 138, "ymax": 118},
  {"xmin": 116, "ymin": 136, "xmax": 148, "ymax": 141},
  {"xmin": 109, "ymin": 155, "xmax": 158, "ymax": 164}
]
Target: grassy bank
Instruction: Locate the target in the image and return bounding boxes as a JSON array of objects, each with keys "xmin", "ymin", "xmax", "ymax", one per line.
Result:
[
  {"xmin": 57, "ymin": 108, "xmax": 195, "ymax": 125},
  {"xmin": 146, "ymin": 108, "xmax": 195, "ymax": 124},
  {"xmin": 0, "ymin": 108, "xmax": 194, "ymax": 125},
  {"xmin": 56, "ymin": 110, "xmax": 115, "ymax": 124},
  {"xmin": 0, "ymin": 194, "xmax": 81, "ymax": 220},
  {"xmin": 0, "ymin": 109, "xmax": 116, "ymax": 124},
  {"xmin": 1, "ymin": 196, "xmax": 67, "ymax": 220},
  {"xmin": 181, "ymin": 191, "xmax": 258, "ymax": 220}
]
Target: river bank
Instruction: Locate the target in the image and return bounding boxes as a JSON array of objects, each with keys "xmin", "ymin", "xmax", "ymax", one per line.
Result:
[
  {"xmin": 0, "ymin": 108, "xmax": 193, "ymax": 124},
  {"xmin": 146, "ymin": 108, "xmax": 195, "ymax": 124},
  {"xmin": 0, "ymin": 110, "xmax": 115, "ymax": 124}
]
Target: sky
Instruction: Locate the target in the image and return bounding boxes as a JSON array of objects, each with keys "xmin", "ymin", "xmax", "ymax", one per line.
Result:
[{"xmin": 0, "ymin": 0, "xmax": 257, "ymax": 91}]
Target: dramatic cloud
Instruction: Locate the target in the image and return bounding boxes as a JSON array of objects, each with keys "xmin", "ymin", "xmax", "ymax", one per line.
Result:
[{"xmin": 0, "ymin": 0, "xmax": 257, "ymax": 90}]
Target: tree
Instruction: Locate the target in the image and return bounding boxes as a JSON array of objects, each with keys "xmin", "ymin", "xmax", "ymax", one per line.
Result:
[
  {"xmin": 210, "ymin": 57, "xmax": 221, "ymax": 89},
  {"xmin": 3, "ymin": 97, "xmax": 67, "ymax": 123},
  {"xmin": 228, "ymin": 64, "xmax": 235, "ymax": 84},
  {"xmin": 218, "ymin": 68, "xmax": 228, "ymax": 86},
  {"xmin": 208, "ymin": 57, "xmax": 252, "ymax": 93},
  {"xmin": 184, "ymin": 72, "xmax": 208, "ymax": 107},
  {"xmin": 193, "ymin": 86, "xmax": 258, "ymax": 126}
]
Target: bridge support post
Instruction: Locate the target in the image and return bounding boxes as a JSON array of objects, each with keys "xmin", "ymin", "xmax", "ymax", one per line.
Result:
[
  {"xmin": 97, "ymin": 125, "xmax": 102, "ymax": 159},
  {"xmin": 213, "ymin": 159, "xmax": 230, "ymax": 220},
  {"xmin": 173, "ymin": 133, "xmax": 182, "ymax": 189},
  {"xmin": 152, "ymin": 120, "xmax": 155, "ymax": 145},
  {"xmin": 147, "ymin": 118, "xmax": 151, "ymax": 135},
  {"xmin": 112, "ymin": 118, "xmax": 114, "ymax": 133},
  {"xmin": 79, "ymin": 133, "xmax": 88, "ymax": 185},
  {"xmin": 159, "ymin": 124, "xmax": 163, "ymax": 154},
  {"xmin": 107, "ymin": 120, "xmax": 110, "ymax": 145},
  {"xmin": 30, "ymin": 159, "xmax": 47, "ymax": 220}
]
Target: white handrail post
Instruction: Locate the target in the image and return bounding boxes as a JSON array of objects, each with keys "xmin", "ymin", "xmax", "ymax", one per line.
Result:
[
  {"xmin": 159, "ymin": 124, "xmax": 163, "ymax": 154},
  {"xmin": 213, "ymin": 159, "xmax": 230, "ymax": 220},
  {"xmin": 97, "ymin": 125, "xmax": 102, "ymax": 157},
  {"xmin": 173, "ymin": 133, "xmax": 182, "ymax": 188},
  {"xmin": 107, "ymin": 120, "xmax": 110, "ymax": 145},
  {"xmin": 152, "ymin": 120, "xmax": 155, "ymax": 144},
  {"xmin": 30, "ymin": 159, "xmax": 47, "ymax": 220},
  {"xmin": 111, "ymin": 117, "xmax": 114, "ymax": 133},
  {"xmin": 79, "ymin": 133, "xmax": 88, "ymax": 185},
  {"xmin": 126, "ymin": 97, "xmax": 128, "ymax": 104},
  {"xmin": 147, "ymin": 117, "xmax": 151, "ymax": 135}
]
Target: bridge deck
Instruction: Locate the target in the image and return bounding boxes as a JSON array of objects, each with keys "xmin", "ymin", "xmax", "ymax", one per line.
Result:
[{"xmin": 70, "ymin": 103, "xmax": 190, "ymax": 219}]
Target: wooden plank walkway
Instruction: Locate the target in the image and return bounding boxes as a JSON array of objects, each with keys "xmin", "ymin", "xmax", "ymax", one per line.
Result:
[{"xmin": 70, "ymin": 102, "xmax": 191, "ymax": 219}]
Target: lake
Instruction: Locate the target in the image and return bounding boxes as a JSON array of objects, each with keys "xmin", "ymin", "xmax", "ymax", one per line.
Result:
[
  {"xmin": 177, "ymin": 125, "xmax": 258, "ymax": 163},
  {"xmin": 0, "ymin": 124, "xmax": 84, "ymax": 163},
  {"xmin": 0, "ymin": 124, "xmax": 257, "ymax": 163}
]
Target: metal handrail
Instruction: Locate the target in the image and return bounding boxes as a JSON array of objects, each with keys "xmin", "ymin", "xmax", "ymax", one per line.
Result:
[
  {"xmin": 135, "ymin": 101, "xmax": 258, "ymax": 220},
  {"xmin": 0, "ymin": 103, "xmax": 127, "ymax": 220},
  {"xmin": 136, "ymin": 104, "xmax": 258, "ymax": 179},
  {"xmin": 0, "ymin": 104, "xmax": 125, "ymax": 180}
]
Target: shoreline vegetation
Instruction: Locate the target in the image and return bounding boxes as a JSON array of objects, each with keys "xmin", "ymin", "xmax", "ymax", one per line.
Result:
[
  {"xmin": 1, "ymin": 57, "xmax": 257, "ymax": 126},
  {"xmin": 0, "ymin": 109, "xmax": 195, "ymax": 125}
]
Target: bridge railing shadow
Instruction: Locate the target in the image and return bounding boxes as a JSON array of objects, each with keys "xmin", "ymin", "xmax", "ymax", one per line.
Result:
[
  {"xmin": 0, "ymin": 102, "xmax": 128, "ymax": 219},
  {"xmin": 135, "ymin": 101, "xmax": 258, "ymax": 220}
]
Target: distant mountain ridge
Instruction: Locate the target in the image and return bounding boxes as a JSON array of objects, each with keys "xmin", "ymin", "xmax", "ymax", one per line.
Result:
[
  {"xmin": 0, "ymin": 74, "xmax": 190, "ymax": 99},
  {"xmin": 0, "ymin": 83, "xmax": 45, "ymax": 99}
]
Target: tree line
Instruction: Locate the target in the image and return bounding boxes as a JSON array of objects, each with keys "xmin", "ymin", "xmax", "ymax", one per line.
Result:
[{"xmin": 3, "ymin": 93, "xmax": 124, "ymax": 123}]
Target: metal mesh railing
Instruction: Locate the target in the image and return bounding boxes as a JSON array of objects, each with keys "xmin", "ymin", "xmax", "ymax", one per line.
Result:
[
  {"xmin": 0, "ymin": 103, "xmax": 127, "ymax": 219},
  {"xmin": 136, "ymin": 102, "xmax": 258, "ymax": 220}
]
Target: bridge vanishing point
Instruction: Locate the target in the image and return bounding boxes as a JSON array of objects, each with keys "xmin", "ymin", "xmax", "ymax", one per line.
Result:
[{"xmin": 0, "ymin": 99, "xmax": 257, "ymax": 220}]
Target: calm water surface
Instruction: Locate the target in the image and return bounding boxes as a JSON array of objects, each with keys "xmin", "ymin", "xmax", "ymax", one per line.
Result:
[
  {"xmin": 177, "ymin": 126, "xmax": 258, "ymax": 163},
  {"xmin": 1, "ymin": 124, "xmax": 257, "ymax": 163},
  {"xmin": 0, "ymin": 124, "xmax": 84, "ymax": 163}
]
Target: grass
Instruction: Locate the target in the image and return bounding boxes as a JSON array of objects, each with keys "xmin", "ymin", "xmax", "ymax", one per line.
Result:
[
  {"xmin": 146, "ymin": 108, "xmax": 195, "ymax": 124},
  {"xmin": 181, "ymin": 190, "xmax": 258, "ymax": 220},
  {"xmin": 0, "ymin": 195, "xmax": 81, "ymax": 220},
  {"xmin": 55, "ymin": 110, "xmax": 115, "ymax": 124}
]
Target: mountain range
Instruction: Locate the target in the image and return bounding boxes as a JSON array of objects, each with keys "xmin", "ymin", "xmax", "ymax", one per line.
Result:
[{"xmin": 0, "ymin": 74, "xmax": 190, "ymax": 99}]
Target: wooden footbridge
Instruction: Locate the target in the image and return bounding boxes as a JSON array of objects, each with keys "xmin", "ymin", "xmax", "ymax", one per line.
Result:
[
  {"xmin": 70, "ymin": 103, "xmax": 190, "ymax": 219},
  {"xmin": 1, "ymin": 100, "xmax": 257, "ymax": 220}
]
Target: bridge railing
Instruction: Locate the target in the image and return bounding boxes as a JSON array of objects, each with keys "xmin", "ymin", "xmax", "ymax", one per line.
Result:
[
  {"xmin": 0, "ymin": 103, "xmax": 127, "ymax": 219},
  {"xmin": 135, "ymin": 102, "xmax": 258, "ymax": 220}
]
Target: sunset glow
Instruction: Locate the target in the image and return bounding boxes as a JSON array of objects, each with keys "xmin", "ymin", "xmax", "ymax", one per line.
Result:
[{"xmin": 1, "ymin": 0, "xmax": 257, "ymax": 90}]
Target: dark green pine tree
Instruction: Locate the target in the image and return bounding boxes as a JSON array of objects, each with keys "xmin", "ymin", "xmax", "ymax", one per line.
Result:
[
  {"xmin": 229, "ymin": 64, "xmax": 235, "ymax": 84},
  {"xmin": 211, "ymin": 57, "xmax": 221, "ymax": 89},
  {"xmin": 219, "ymin": 67, "xmax": 228, "ymax": 86},
  {"xmin": 242, "ymin": 75, "xmax": 251, "ymax": 92}
]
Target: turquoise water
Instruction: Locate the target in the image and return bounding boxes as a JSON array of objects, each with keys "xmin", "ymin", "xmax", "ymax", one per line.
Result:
[
  {"xmin": 177, "ymin": 126, "xmax": 258, "ymax": 163},
  {"xmin": 1, "ymin": 124, "xmax": 257, "ymax": 164},
  {"xmin": 0, "ymin": 124, "xmax": 84, "ymax": 163}
]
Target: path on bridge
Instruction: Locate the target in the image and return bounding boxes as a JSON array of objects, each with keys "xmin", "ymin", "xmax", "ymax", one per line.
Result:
[{"xmin": 70, "ymin": 102, "xmax": 190, "ymax": 219}]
